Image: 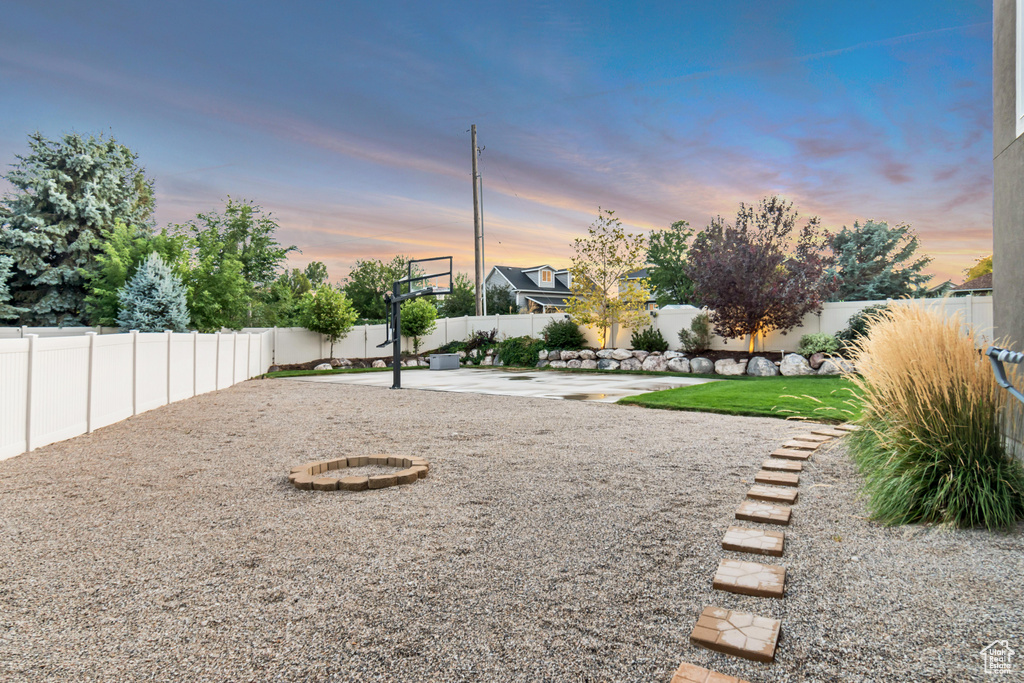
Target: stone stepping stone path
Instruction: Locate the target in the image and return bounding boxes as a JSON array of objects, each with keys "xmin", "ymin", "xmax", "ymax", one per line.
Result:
[
  {"xmin": 288, "ymin": 455, "xmax": 429, "ymax": 491},
  {"xmin": 746, "ymin": 484, "xmax": 797, "ymax": 504},
  {"xmin": 769, "ymin": 447, "xmax": 813, "ymax": 461},
  {"xmin": 754, "ymin": 470, "xmax": 799, "ymax": 487},
  {"xmin": 781, "ymin": 439, "xmax": 820, "ymax": 451},
  {"xmin": 735, "ymin": 500, "xmax": 791, "ymax": 526},
  {"xmin": 722, "ymin": 526, "xmax": 785, "ymax": 557},
  {"xmin": 761, "ymin": 458, "xmax": 802, "ymax": 472},
  {"xmin": 689, "ymin": 606, "xmax": 781, "ymax": 663},
  {"xmin": 792, "ymin": 433, "xmax": 832, "ymax": 443},
  {"xmin": 713, "ymin": 558, "xmax": 786, "ymax": 598},
  {"xmin": 670, "ymin": 661, "xmax": 752, "ymax": 683},
  {"xmin": 673, "ymin": 425, "xmax": 856, "ymax": 679}
]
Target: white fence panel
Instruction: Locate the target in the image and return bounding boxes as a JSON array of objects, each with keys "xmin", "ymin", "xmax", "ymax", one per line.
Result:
[
  {"xmin": 30, "ymin": 336, "xmax": 90, "ymax": 450},
  {"xmin": 261, "ymin": 331, "xmax": 273, "ymax": 373},
  {"xmin": 0, "ymin": 339, "xmax": 30, "ymax": 459},
  {"xmin": 169, "ymin": 333, "xmax": 197, "ymax": 402},
  {"xmin": 135, "ymin": 333, "xmax": 169, "ymax": 414},
  {"xmin": 216, "ymin": 334, "xmax": 234, "ymax": 390},
  {"xmin": 91, "ymin": 334, "xmax": 134, "ymax": 431},
  {"xmin": 194, "ymin": 335, "xmax": 219, "ymax": 395},
  {"xmin": 231, "ymin": 334, "xmax": 248, "ymax": 383}
]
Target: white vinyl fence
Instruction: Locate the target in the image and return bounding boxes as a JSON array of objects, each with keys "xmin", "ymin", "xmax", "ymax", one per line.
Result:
[{"xmin": 0, "ymin": 330, "xmax": 273, "ymax": 461}]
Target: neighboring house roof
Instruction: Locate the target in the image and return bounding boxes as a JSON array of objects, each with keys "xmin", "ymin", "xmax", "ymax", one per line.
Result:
[
  {"xmin": 523, "ymin": 295, "xmax": 569, "ymax": 308},
  {"xmin": 951, "ymin": 273, "xmax": 993, "ymax": 292},
  {"xmin": 488, "ymin": 265, "xmax": 572, "ymax": 293},
  {"xmin": 625, "ymin": 268, "xmax": 649, "ymax": 279}
]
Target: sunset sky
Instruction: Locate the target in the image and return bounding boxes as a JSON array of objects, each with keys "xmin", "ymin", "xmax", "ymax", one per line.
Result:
[{"xmin": 0, "ymin": 1, "xmax": 993, "ymax": 285}]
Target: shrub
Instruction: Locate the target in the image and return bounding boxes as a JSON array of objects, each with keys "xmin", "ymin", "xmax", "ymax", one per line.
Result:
[
  {"xmin": 115, "ymin": 252, "xmax": 190, "ymax": 333},
  {"xmin": 798, "ymin": 333, "xmax": 840, "ymax": 357},
  {"xmin": 542, "ymin": 318, "xmax": 586, "ymax": 350},
  {"xmin": 630, "ymin": 326, "xmax": 669, "ymax": 353},
  {"xmin": 836, "ymin": 303, "xmax": 889, "ymax": 352},
  {"xmin": 847, "ymin": 302, "xmax": 1024, "ymax": 530},
  {"xmin": 677, "ymin": 312, "xmax": 713, "ymax": 353},
  {"xmin": 400, "ymin": 297, "xmax": 437, "ymax": 356},
  {"xmin": 464, "ymin": 328, "xmax": 497, "ymax": 354},
  {"xmin": 497, "ymin": 335, "xmax": 546, "ymax": 367}
]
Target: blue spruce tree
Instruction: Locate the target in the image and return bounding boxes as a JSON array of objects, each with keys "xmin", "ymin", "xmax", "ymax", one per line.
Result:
[{"xmin": 116, "ymin": 252, "xmax": 190, "ymax": 332}]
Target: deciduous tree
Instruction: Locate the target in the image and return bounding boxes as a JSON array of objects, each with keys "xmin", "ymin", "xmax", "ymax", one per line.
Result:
[
  {"xmin": 646, "ymin": 220, "xmax": 694, "ymax": 306},
  {"xmin": 687, "ymin": 196, "xmax": 834, "ymax": 353},
  {"xmin": 439, "ymin": 272, "xmax": 475, "ymax": 318},
  {"xmin": 965, "ymin": 255, "xmax": 992, "ymax": 281},
  {"xmin": 0, "ymin": 132, "xmax": 154, "ymax": 325},
  {"xmin": 565, "ymin": 208, "xmax": 650, "ymax": 348},
  {"xmin": 400, "ymin": 297, "xmax": 437, "ymax": 356},
  {"xmin": 485, "ymin": 283, "xmax": 518, "ymax": 314},
  {"xmin": 299, "ymin": 284, "xmax": 357, "ymax": 357},
  {"xmin": 827, "ymin": 220, "xmax": 932, "ymax": 301},
  {"xmin": 343, "ymin": 255, "xmax": 412, "ymax": 320}
]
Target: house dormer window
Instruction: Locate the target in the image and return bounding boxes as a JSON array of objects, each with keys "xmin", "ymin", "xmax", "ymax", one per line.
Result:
[{"xmin": 540, "ymin": 270, "xmax": 553, "ymax": 285}]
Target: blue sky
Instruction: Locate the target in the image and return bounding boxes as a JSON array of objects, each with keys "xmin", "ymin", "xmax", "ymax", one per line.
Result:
[{"xmin": 0, "ymin": 0, "xmax": 993, "ymax": 282}]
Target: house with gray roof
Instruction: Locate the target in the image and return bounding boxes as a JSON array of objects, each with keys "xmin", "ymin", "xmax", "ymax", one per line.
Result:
[{"xmin": 485, "ymin": 265, "xmax": 572, "ymax": 313}]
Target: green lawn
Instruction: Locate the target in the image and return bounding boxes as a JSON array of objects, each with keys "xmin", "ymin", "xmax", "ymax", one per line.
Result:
[{"xmin": 618, "ymin": 375, "xmax": 862, "ymax": 423}]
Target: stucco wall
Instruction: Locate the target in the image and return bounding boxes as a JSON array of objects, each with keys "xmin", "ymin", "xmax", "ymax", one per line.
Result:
[{"xmin": 994, "ymin": 0, "xmax": 1024, "ymax": 347}]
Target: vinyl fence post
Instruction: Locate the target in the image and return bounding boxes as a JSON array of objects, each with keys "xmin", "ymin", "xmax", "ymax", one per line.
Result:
[
  {"xmin": 272, "ymin": 326, "xmax": 278, "ymax": 365},
  {"xmin": 25, "ymin": 334, "xmax": 37, "ymax": 452},
  {"xmin": 86, "ymin": 332, "xmax": 97, "ymax": 433},
  {"xmin": 231, "ymin": 332, "xmax": 238, "ymax": 385},
  {"xmin": 20, "ymin": 325, "xmax": 27, "ymax": 339},
  {"xmin": 131, "ymin": 330, "xmax": 140, "ymax": 415},
  {"xmin": 214, "ymin": 331, "xmax": 221, "ymax": 390},
  {"xmin": 165, "ymin": 330, "xmax": 173, "ymax": 405},
  {"xmin": 192, "ymin": 331, "xmax": 199, "ymax": 397}
]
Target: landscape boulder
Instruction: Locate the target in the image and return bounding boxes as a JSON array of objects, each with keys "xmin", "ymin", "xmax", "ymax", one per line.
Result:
[
  {"xmin": 818, "ymin": 358, "xmax": 855, "ymax": 375},
  {"xmin": 457, "ymin": 351, "xmax": 467, "ymax": 359},
  {"xmin": 632, "ymin": 350, "xmax": 650, "ymax": 363},
  {"xmin": 314, "ymin": 363, "xmax": 332, "ymax": 371},
  {"xmin": 666, "ymin": 357, "xmax": 690, "ymax": 373},
  {"xmin": 596, "ymin": 349, "xmax": 616, "ymax": 359},
  {"xmin": 560, "ymin": 350, "xmax": 580, "ymax": 361},
  {"xmin": 548, "ymin": 350, "xmax": 562, "ymax": 361},
  {"xmin": 567, "ymin": 359, "xmax": 582, "ymax": 369},
  {"xmin": 747, "ymin": 356, "xmax": 779, "ymax": 377},
  {"xmin": 580, "ymin": 359, "xmax": 598, "ymax": 370},
  {"xmin": 642, "ymin": 355, "xmax": 668, "ymax": 372},
  {"xmin": 664, "ymin": 350, "xmax": 681, "ymax": 360},
  {"xmin": 611, "ymin": 348, "xmax": 633, "ymax": 360},
  {"xmin": 371, "ymin": 360, "xmax": 386, "ymax": 368},
  {"xmin": 268, "ymin": 365, "xmax": 281, "ymax": 373},
  {"xmin": 619, "ymin": 357, "xmax": 642, "ymax": 371},
  {"xmin": 780, "ymin": 353, "xmax": 815, "ymax": 376},
  {"xmin": 597, "ymin": 359, "xmax": 620, "ymax": 370},
  {"xmin": 536, "ymin": 360, "xmax": 550, "ymax": 368},
  {"xmin": 690, "ymin": 357, "xmax": 714, "ymax": 374},
  {"xmin": 714, "ymin": 359, "xmax": 747, "ymax": 376},
  {"xmin": 808, "ymin": 352, "xmax": 826, "ymax": 370},
  {"xmin": 481, "ymin": 356, "xmax": 493, "ymax": 366},
  {"xmin": 549, "ymin": 360, "xmax": 568, "ymax": 368},
  {"xmin": 579, "ymin": 349, "xmax": 597, "ymax": 360},
  {"xmin": 539, "ymin": 350, "xmax": 548, "ymax": 361}
]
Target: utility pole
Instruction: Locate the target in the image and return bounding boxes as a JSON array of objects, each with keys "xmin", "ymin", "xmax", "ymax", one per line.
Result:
[{"xmin": 471, "ymin": 124, "xmax": 483, "ymax": 316}]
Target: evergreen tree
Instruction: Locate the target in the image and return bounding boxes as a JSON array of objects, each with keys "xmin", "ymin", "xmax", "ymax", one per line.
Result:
[
  {"xmin": 0, "ymin": 132, "xmax": 154, "ymax": 325},
  {"xmin": 0, "ymin": 255, "xmax": 15, "ymax": 320},
  {"xmin": 827, "ymin": 220, "xmax": 932, "ymax": 301},
  {"xmin": 485, "ymin": 284, "xmax": 518, "ymax": 314},
  {"xmin": 115, "ymin": 252, "xmax": 190, "ymax": 332}
]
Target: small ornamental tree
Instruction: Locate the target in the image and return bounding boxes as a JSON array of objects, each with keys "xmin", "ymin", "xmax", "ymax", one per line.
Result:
[
  {"xmin": 439, "ymin": 272, "xmax": 476, "ymax": 318},
  {"xmin": 646, "ymin": 220, "xmax": 694, "ymax": 306},
  {"xmin": 400, "ymin": 297, "xmax": 437, "ymax": 356},
  {"xmin": 687, "ymin": 196, "xmax": 834, "ymax": 353},
  {"xmin": 485, "ymin": 284, "xmax": 518, "ymax": 314},
  {"xmin": 115, "ymin": 252, "xmax": 190, "ymax": 332},
  {"xmin": 965, "ymin": 255, "xmax": 992, "ymax": 281},
  {"xmin": 566, "ymin": 208, "xmax": 650, "ymax": 348},
  {"xmin": 299, "ymin": 284, "xmax": 357, "ymax": 358},
  {"xmin": 827, "ymin": 220, "xmax": 932, "ymax": 301}
]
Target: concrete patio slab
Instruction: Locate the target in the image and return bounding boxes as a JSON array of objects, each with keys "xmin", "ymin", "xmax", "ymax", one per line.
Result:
[
  {"xmin": 735, "ymin": 500, "xmax": 791, "ymax": 526},
  {"xmin": 746, "ymin": 485, "xmax": 798, "ymax": 504},
  {"xmin": 285, "ymin": 367, "xmax": 716, "ymax": 403},
  {"xmin": 713, "ymin": 558, "xmax": 786, "ymax": 598},
  {"xmin": 722, "ymin": 526, "xmax": 785, "ymax": 556}
]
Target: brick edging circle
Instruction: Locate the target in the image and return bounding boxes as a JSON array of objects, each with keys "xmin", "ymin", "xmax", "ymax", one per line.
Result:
[{"xmin": 287, "ymin": 455, "xmax": 430, "ymax": 491}]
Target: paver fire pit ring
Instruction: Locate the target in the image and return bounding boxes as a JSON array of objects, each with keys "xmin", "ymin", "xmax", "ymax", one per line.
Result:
[{"xmin": 288, "ymin": 455, "xmax": 429, "ymax": 491}]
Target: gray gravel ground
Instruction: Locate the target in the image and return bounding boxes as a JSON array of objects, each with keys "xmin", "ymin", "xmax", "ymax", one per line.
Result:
[{"xmin": 1, "ymin": 379, "xmax": 1021, "ymax": 682}]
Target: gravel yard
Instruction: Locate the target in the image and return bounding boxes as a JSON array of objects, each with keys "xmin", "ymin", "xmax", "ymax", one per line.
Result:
[{"xmin": 1, "ymin": 378, "xmax": 1021, "ymax": 682}]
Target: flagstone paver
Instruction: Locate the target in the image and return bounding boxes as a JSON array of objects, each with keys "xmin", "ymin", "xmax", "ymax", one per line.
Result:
[
  {"xmin": 735, "ymin": 500, "xmax": 791, "ymax": 526},
  {"xmin": 712, "ymin": 558, "xmax": 786, "ymax": 598},
  {"xmin": 689, "ymin": 606, "xmax": 781, "ymax": 663},
  {"xmin": 812, "ymin": 428, "xmax": 848, "ymax": 438},
  {"xmin": 671, "ymin": 661, "xmax": 753, "ymax": 683},
  {"xmin": 287, "ymin": 456, "xmax": 429, "ymax": 491},
  {"xmin": 781, "ymin": 440, "xmax": 819, "ymax": 451},
  {"xmin": 770, "ymin": 447, "xmax": 813, "ymax": 461},
  {"xmin": 747, "ymin": 485, "xmax": 798, "ymax": 504},
  {"xmin": 755, "ymin": 470, "xmax": 799, "ymax": 487},
  {"xmin": 762, "ymin": 458, "xmax": 802, "ymax": 472},
  {"xmin": 792, "ymin": 433, "xmax": 832, "ymax": 443},
  {"xmin": 722, "ymin": 526, "xmax": 785, "ymax": 557}
]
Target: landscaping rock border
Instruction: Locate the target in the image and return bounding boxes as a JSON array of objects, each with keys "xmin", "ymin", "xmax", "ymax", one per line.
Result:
[{"xmin": 288, "ymin": 455, "xmax": 430, "ymax": 491}]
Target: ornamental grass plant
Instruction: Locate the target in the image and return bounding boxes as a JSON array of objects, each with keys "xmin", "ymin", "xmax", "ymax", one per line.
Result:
[{"xmin": 847, "ymin": 303, "xmax": 1024, "ymax": 530}]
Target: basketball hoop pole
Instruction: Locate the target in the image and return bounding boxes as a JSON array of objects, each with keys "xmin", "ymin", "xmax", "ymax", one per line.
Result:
[{"xmin": 391, "ymin": 280, "xmax": 402, "ymax": 389}]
